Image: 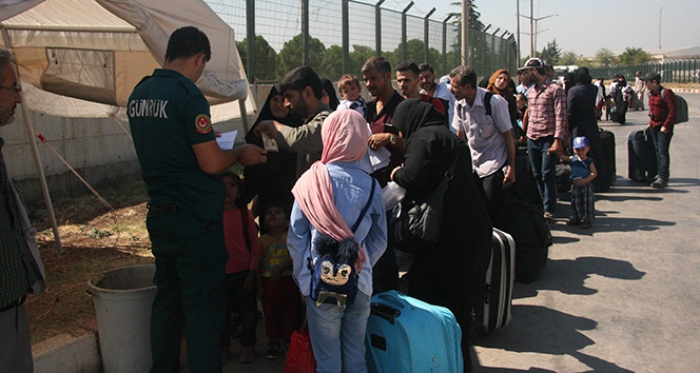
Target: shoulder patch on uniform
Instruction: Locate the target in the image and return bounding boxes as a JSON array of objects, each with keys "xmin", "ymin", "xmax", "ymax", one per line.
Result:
[{"xmin": 195, "ymin": 114, "xmax": 213, "ymax": 134}]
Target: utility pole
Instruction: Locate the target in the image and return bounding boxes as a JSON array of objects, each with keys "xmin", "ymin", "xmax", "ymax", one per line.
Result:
[
  {"xmin": 519, "ymin": 6, "xmax": 557, "ymax": 58},
  {"xmin": 530, "ymin": 0, "xmax": 533, "ymax": 57},
  {"xmin": 659, "ymin": 7, "xmax": 663, "ymax": 49},
  {"xmin": 461, "ymin": 0, "xmax": 469, "ymax": 65},
  {"xmin": 516, "ymin": 0, "xmax": 521, "ymax": 62}
]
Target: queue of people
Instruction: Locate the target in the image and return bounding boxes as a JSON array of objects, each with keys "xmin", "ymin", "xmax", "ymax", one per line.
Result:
[
  {"xmin": 121, "ymin": 27, "xmax": 602, "ymax": 373},
  {"xmin": 0, "ymin": 22, "xmax": 682, "ymax": 373}
]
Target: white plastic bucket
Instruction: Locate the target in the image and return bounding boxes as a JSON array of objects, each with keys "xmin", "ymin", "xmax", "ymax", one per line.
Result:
[{"xmin": 87, "ymin": 264, "xmax": 157, "ymax": 373}]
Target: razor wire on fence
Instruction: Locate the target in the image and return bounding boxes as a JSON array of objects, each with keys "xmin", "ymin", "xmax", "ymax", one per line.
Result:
[{"xmin": 205, "ymin": 0, "xmax": 518, "ymax": 83}]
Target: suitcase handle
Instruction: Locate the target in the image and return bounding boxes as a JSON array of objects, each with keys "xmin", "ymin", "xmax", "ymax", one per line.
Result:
[{"xmin": 370, "ymin": 302, "xmax": 401, "ymax": 324}]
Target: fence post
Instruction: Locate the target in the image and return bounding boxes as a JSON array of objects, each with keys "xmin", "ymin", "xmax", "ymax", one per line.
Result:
[
  {"xmin": 424, "ymin": 8, "xmax": 435, "ymax": 65},
  {"xmin": 246, "ymin": 0, "xmax": 255, "ymax": 82},
  {"xmin": 442, "ymin": 14, "xmax": 453, "ymax": 75},
  {"xmin": 301, "ymin": 0, "xmax": 309, "ymax": 66},
  {"xmin": 375, "ymin": 0, "xmax": 384, "ymax": 56},
  {"xmin": 342, "ymin": 0, "xmax": 350, "ymax": 74},
  {"xmin": 401, "ymin": 2, "xmax": 414, "ymax": 62}
]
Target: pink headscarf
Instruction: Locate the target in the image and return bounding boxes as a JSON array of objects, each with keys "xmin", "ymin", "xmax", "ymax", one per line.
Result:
[{"xmin": 292, "ymin": 110, "xmax": 370, "ymax": 270}]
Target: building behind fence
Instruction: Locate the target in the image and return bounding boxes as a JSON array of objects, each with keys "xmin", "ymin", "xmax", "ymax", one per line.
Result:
[
  {"xmin": 587, "ymin": 59, "xmax": 700, "ymax": 84},
  {"xmin": 205, "ymin": 0, "xmax": 518, "ymax": 83}
]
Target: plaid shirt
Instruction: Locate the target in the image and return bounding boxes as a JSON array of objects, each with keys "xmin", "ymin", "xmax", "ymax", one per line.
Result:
[
  {"xmin": 648, "ymin": 86, "xmax": 676, "ymax": 130},
  {"xmin": 526, "ymin": 79, "xmax": 567, "ymax": 140},
  {"xmin": 0, "ymin": 139, "xmax": 37, "ymax": 309}
]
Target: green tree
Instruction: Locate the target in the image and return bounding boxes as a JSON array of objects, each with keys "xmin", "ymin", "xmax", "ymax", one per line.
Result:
[
  {"xmin": 276, "ymin": 34, "xmax": 326, "ymax": 78},
  {"xmin": 595, "ymin": 48, "xmax": 617, "ymax": 67},
  {"xmin": 539, "ymin": 39, "xmax": 561, "ymax": 64},
  {"xmin": 388, "ymin": 39, "xmax": 442, "ymax": 71},
  {"xmin": 318, "ymin": 45, "xmax": 344, "ymax": 81},
  {"xmin": 617, "ymin": 47, "xmax": 652, "ymax": 65},
  {"xmin": 236, "ymin": 35, "xmax": 279, "ymax": 81},
  {"xmin": 349, "ymin": 45, "xmax": 375, "ymax": 76},
  {"xmin": 559, "ymin": 51, "xmax": 579, "ymax": 65}
]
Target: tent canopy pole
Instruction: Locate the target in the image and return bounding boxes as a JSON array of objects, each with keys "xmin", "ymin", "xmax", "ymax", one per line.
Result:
[{"xmin": 2, "ymin": 28, "xmax": 62, "ymax": 253}]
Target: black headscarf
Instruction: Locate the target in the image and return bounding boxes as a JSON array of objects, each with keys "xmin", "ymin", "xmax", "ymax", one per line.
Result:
[
  {"xmin": 243, "ymin": 83, "xmax": 303, "ymax": 215},
  {"xmin": 320, "ymin": 77, "xmax": 339, "ymax": 111},
  {"xmin": 576, "ymin": 67, "xmax": 592, "ymax": 84},
  {"xmin": 392, "ymin": 99, "xmax": 447, "ymax": 141},
  {"xmin": 245, "ymin": 83, "xmax": 303, "ymax": 146},
  {"xmin": 564, "ymin": 72, "xmax": 576, "ymax": 95}
]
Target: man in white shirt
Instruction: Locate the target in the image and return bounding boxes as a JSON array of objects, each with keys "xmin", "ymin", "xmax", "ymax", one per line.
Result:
[
  {"xmin": 634, "ymin": 70, "xmax": 646, "ymax": 110},
  {"xmin": 449, "ymin": 65, "xmax": 516, "ymax": 221},
  {"xmin": 418, "ymin": 63, "xmax": 456, "ymax": 128}
]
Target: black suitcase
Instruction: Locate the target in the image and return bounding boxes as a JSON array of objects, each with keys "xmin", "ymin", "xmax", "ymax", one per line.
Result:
[
  {"xmin": 473, "ymin": 228, "xmax": 515, "ymax": 335},
  {"xmin": 599, "ymin": 129, "xmax": 616, "ymax": 187},
  {"xmin": 495, "ymin": 187, "xmax": 551, "ymax": 284},
  {"xmin": 628, "ymin": 129, "xmax": 657, "ymax": 182},
  {"xmin": 513, "ymin": 148, "xmax": 543, "ymax": 209}
]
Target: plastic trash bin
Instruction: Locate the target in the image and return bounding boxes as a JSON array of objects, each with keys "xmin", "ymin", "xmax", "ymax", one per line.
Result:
[{"xmin": 87, "ymin": 264, "xmax": 156, "ymax": 373}]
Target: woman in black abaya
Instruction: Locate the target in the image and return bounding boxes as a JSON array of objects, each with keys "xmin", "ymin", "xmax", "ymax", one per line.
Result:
[
  {"xmin": 390, "ymin": 99, "xmax": 491, "ymax": 371},
  {"xmin": 244, "ymin": 84, "xmax": 303, "ymax": 229},
  {"xmin": 567, "ymin": 67, "xmax": 609, "ymax": 191}
]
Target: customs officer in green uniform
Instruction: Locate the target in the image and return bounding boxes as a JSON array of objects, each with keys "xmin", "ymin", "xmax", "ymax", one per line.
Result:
[{"xmin": 128, "ymin": 26, "xmax": 266, "ymax": 373}]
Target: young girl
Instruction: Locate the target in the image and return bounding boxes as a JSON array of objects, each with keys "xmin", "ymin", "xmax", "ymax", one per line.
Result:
[
  {"xmin": 257, "ymin": 203, "xmax": 299, "ymax": 359},
  {"xmin": 219, "ymin": 172, "xmax": 261, "ymax": 363}
]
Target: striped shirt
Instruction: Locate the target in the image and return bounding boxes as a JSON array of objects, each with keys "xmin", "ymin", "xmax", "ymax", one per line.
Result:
[{"xmin": 526, "ymin": 79, "xmax": 567, "ymax": 140}]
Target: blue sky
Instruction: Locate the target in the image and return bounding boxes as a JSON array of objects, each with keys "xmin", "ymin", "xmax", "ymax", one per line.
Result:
[{"xmin": 400, "ymin": 0, "xmax": 700, "ymax": 58}]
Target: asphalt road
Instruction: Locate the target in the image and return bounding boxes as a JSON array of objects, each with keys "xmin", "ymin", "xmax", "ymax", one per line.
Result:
[{"xmin": 210, "ymin": 93, "xmax": 700, "ymax": 373}]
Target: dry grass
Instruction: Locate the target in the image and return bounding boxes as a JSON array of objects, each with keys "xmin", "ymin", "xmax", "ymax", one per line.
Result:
[{"xmin": 26, "ymin": 179, "xmax": 155, "ymax": 343}]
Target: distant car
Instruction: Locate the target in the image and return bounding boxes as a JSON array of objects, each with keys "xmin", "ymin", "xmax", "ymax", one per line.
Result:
[{"xmin": 553, "ymin": 65, "xmax": 578, "ymax": 84}]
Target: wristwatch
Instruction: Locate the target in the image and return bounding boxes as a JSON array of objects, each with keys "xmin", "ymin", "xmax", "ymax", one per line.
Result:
[{"xmin": 389, "ymin": 135, "xmax": 397, "ymax": 145}]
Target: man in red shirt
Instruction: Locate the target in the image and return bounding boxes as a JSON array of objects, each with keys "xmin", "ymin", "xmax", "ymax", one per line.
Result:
[
  {"xmin": 396, "ymin": 61, "xmax": 445, "ymax": 115},
  {"xmin": 363, "ymin": 56, "xmax": 405, "ymax": 188},
  {"xmin": 640, "ymin": 71, "xmax": 676, "ymax": 189}
]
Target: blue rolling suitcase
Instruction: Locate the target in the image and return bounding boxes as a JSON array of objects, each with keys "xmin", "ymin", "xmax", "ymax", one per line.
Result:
[{"xmin": 366, "ymin": 290, "xmax": 463, "ymax": 373}]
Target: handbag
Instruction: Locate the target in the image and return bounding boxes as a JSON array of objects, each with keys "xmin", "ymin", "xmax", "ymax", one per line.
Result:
[
  {"xmin": 284, "ymin": 321, "xmax": 316, "ymax": 373},
  {"xmin": 392, "ymin": 147, "xmax": 459, "ymax": 253}
]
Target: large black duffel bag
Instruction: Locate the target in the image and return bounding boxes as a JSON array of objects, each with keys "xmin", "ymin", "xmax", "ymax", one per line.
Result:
[{"xmin": 495, "ymin": 187, "xmax": 552, "ymax": 283}]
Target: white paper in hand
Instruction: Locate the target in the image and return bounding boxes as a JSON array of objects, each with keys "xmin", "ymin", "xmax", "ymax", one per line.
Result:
[
  {"xmin": 368, "ymin": 146, "xmax": 391, "ymax": 171},
  {"xmin": 216, "ymin": 130, "xmax": 238, "ymax": 150}
]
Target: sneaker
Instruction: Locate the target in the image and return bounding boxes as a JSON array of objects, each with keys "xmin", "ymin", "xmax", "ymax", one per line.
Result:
[
  {"xmin": 239, "ymin": 346, "xmax": 256, "ymax": 364},
  {"xmin": 580, "ymin": 219, "xmax": 592, "ymax": 229},
  {"xmin": 566, "ymin": 217, "xmax": 581, "ymax": 226},
  {"xmin": 266, "ymin": 341, "xmax": 280, "ymax": 359},
  {"xmin": 543, "ymin": 211, "xmax": 554, "ymax": 220},
  {"xmin": 651, "ymin": 178, "xmax": 668, "ymax": 189}
]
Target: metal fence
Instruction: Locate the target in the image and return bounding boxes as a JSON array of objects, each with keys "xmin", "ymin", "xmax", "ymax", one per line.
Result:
[
  {"xmin": 587, "ymin": 59, "xmax": 700, "ymax": 84},
  {"xmin": 205, "ymin": 0, "xmax": 518, "ymax": 83}
]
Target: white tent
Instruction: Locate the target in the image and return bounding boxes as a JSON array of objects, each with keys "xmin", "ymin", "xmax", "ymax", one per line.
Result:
[{"xmin": 0, "ymin": 0, "xmax": 256, "ymax": 249}]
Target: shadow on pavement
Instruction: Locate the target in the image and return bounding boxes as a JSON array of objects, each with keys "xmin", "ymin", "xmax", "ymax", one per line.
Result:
[
  {"xmin": 472, "ymin": 305, "xmax": 635, "ymax": 373},
  {"xmin": 514, "ymin": 257, "xmax": 645, "ymax": 298},
  {"xmin": 556, "ymin": 214, "xmax": 675, "ymax": 235},
  {"xmin": 551, "ymin": 235, "xmax": 580, "ymax": 245}
]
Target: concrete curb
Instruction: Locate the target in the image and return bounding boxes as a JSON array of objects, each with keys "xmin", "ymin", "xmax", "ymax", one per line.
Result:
[{"xmin": 34, "ymin": 333, "xmax": 101, "ymax": 373}]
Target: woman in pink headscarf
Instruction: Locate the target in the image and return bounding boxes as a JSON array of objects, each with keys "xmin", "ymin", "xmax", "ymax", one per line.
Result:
[{"xmin": 288, "ymin": 109, "xmax": 387, "ymax": 372}]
